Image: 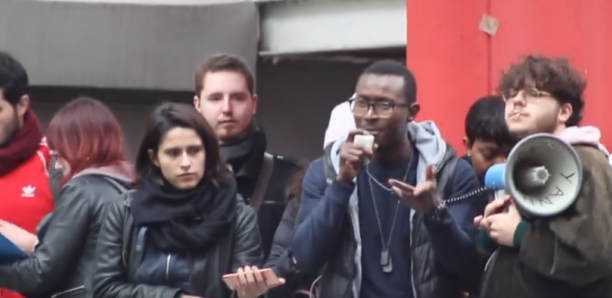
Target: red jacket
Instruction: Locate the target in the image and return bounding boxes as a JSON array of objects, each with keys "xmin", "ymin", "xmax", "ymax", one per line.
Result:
[{"xmin": 0, "ymin": 139, "xmax": 55, "ymax": 298}]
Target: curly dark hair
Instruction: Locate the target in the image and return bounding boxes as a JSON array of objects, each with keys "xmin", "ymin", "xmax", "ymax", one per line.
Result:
[{"xmin": 497, "ymin": 55, "xmax": 586, "ymax": 126}]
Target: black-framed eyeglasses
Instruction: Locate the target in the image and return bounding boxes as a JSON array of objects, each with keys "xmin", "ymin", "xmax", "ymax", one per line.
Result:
[{"xmin": 348, "ymin": 97, "xmax": 409, "ymax": 118}]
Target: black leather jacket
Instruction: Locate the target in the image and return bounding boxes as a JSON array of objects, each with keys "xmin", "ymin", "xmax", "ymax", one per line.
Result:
[
  {"xmin": 90, "ymin": 193, "xmax": 262, "ymax": 298},
  {"xmin": 0, "ymin": 174, "xmax": 129, "ymax": 298}
]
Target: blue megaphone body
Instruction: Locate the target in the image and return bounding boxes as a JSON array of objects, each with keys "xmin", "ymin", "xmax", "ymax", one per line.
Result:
[{"xmin": 484, "ymin": 163, "xmax": 507, "ymax": 191}]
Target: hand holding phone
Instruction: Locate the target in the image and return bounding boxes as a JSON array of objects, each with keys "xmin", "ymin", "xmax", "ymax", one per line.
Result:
[{"xmin": 222, "ymin": 267, "xmax": 285, "ymax": 298}]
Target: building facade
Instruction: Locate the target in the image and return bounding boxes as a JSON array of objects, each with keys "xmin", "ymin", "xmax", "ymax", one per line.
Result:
[{"xmin": 1, "ymin": 0, "xmax": 406, "ymax": 159}]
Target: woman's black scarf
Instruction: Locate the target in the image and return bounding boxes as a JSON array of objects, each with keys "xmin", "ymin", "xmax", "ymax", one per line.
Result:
[{"xmin": 130, "ymin": 174, "xmax": 237, "ymax": 253}]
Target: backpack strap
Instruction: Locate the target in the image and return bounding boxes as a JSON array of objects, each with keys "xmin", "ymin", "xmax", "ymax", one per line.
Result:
[{"xmin": 251, "ymin": 153, "xmax": 275, "ymax": 211}]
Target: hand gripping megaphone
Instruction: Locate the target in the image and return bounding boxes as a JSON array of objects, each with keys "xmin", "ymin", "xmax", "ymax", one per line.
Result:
[{"xmin": 483, "ymin": 133, "xmax": 583, "ymax": 217}]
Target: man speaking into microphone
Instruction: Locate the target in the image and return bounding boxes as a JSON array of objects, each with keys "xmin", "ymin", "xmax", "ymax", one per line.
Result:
[
  {"xmin": 475, "ymin": 55, "xmax": 612, "ymax": 298},
  {"xmin": 290, "ymin": 60, "xmax": 486, "ymax": 298}
]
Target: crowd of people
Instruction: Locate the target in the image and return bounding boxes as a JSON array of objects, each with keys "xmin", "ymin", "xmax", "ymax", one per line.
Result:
[{"xmin": 0, "ymin": 49, "xmax": 611, "ymax": 298}]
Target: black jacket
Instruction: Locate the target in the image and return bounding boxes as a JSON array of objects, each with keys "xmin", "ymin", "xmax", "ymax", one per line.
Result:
[
  {"xmin": 90, "ymin": 193, "xmax": 262, "ymax": 298},
  {"xmin": 0, "ymin": 174, "xmax": 129, "ymax": 298},
  {"xmin": 236, "ymin": 153, "xmax": 299, "ymax": 261},
  {"xmin": 264, "ymin": 198, "xmax": 318, "ymax": 298}
]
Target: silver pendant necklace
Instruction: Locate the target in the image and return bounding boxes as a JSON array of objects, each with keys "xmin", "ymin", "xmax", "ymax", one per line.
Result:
[{"xmin": 365, "ymin": 156, "xmax": 412, "ymax": 273}]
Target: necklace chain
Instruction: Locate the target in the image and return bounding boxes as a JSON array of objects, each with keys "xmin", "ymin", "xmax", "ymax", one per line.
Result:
[{"xmin": 366, "ymin": 156, "xmax": 413, "ymax": 252}]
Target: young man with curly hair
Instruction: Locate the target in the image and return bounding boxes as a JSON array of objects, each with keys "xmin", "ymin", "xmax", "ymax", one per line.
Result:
[{"xmin": 475, "ymin": 55, "xmax": 612, "ymax": 298}]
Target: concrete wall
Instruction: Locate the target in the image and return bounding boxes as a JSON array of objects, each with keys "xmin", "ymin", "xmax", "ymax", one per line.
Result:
[
  {"xmin": 257, "ymin": 57, "xmax": 366, "ymax": 160},
  {"xmin": 0, "ymin": 0, "xmax": 258, "ymax": 90}
]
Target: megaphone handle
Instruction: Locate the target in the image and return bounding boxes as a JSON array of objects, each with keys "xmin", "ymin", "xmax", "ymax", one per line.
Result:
[{"xmin": 493, "ymin": 191, "xmax": 511, "ymax": 213}]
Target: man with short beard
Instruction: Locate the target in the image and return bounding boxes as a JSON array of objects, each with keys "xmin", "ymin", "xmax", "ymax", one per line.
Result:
[
  {"xmin": 0, "ymin": 52, "xmax": 54, "ymax": 298},
  {"xmin": 475, "ymin": 55, "xmax": 612, "ymax": 298}
]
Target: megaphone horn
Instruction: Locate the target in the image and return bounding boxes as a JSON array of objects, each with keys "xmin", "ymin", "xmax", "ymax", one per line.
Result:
[{"xmin": 484, "ymin": 133, "xmax": 583, "ymax": 217}]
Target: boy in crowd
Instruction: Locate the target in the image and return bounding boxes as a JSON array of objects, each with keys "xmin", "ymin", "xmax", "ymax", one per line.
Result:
[
  {"xmin": 462, "ymin": 95, "xmax": 516, "ymax": 298},
  {"xmin": 462, "ymin": 95, "xmax": 516, "ymax": 183}
]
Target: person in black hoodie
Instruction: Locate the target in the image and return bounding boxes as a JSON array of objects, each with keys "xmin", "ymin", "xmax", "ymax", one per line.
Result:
[{"xmin": 461, "ymin": 95, "xmax": 516, "ymax": 183}]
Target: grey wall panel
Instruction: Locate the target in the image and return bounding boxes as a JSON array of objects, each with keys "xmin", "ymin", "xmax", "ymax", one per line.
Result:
[
  {"xmin": 256, "ymin": 58, "xmax": 366, "ymax": 160},
  {"xmin": 0, "ymin": 1, "xmax": 258, "ymax": 91}
]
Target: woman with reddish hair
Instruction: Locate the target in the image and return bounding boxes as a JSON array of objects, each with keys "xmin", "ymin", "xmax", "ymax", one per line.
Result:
[{"xmin": 0, "ymin": 96, "xmax": 135, "ymax": 298}]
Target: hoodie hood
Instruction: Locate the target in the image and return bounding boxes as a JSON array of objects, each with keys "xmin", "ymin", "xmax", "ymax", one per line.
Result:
[
  {"xmin": 558, "ymin": 126, "xmax": 610, "ymax": 159},
  {"xmin": 406, "ymin": 120, "xmax": 449, "ymax": 167},
  {"xmin": 72, "ymin": 161, "xmax": 136, "ymax": 185},
  {"xmin": 323, "ymin": 98, "xmax": 356, "ymax": 149},
  {"xmin": 329, "ymin": 120, "xmax": 451, "ymax": 184}
]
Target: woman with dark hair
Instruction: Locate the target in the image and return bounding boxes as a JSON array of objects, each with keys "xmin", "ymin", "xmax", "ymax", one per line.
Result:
[
  {"xmin": 91, "ymin": 102, "xmax": 263, "ymax": 298},
  {"xmin": 0, "ymin": 97, "xmax": 135, "ymax": 298}
]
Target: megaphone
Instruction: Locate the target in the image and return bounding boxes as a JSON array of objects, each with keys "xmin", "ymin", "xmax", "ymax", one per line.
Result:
[{"xmin": 484, "ymin": 133, "xmax": 583, "ymax": 217}]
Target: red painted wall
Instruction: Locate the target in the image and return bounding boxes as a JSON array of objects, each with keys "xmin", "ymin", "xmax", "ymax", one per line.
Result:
[{"xmin": 408, "ymin": 0, "xmax": 612, "ymax": 153}]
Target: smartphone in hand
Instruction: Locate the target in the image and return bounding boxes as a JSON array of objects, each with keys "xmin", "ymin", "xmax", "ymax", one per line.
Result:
[{"xmin": 222, "ymin": 268, "xmax": 284, "ymax": 290}]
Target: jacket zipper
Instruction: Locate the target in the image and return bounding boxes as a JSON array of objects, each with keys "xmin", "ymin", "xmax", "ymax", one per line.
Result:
[
  {"xmin": 165, "ymin": 254, "xmax": 172, "ymax": 281},
  {"xmin": 409, "ymin": 216, "xmax": 418, "ymax": 298}
]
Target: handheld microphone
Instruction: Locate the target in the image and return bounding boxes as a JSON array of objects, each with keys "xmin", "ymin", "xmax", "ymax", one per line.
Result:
[{"xmin": 354, "ymin": 134, "xmax": 375, "ymax": 165}]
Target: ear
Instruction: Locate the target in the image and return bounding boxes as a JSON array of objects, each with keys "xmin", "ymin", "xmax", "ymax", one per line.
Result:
[
  {"xmin": 408, "ymin": 102, "xmax": 420, "ymax": 122},
  {"xmin": 148, "ymin": 149, "xmax": 160, "ymax": 167},
  {"xmin": 463, "ymin": 137, "xmax": 472, "ymax": 152},
  {"xmin": 558, "ymin": 102, "xmax": 573, "ymax": 125},
  {"xmin": 193, "ymin": 95, "xmax": 201, "ymax": 112},
  {"xmin": 251, "ymin": 94, "xmax": 259, "ymax": 115},
  {"xmin": 16, "ymin": 95, "xmax": 30, "ymax": 118}
]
